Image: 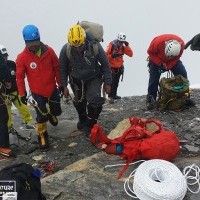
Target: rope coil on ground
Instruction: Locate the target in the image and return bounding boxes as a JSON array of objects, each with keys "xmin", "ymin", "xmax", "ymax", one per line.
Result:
[{"xmin": 124, "ymin": 159, "xmax": 188, "ymax": 200}]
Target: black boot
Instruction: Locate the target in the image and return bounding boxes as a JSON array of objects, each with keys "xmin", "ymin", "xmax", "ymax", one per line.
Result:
[
  {"xmin": 84, "ymin": 106, "xmax": 102, "ymax": 137},
  {"xmin": 37, "ymin": 131, "xmax": 49, "ymax": 151},
  {"xmin": 74, "ymin": 102, "xmax": 88, "ymax": 130},
  {"xmin": 113, "ymin": 95, "xmax": 121, "ymax": 100},
  {"xmin": 77, "ymin": 113, "xmax": 88, "ymax": 130},
  {"xmin": 146, "ymin": 94, "xmax": 156, "ymax": 110},
  {"xmin": 48, "ymin": 115, "xmax": 58, "ymax": 126}
]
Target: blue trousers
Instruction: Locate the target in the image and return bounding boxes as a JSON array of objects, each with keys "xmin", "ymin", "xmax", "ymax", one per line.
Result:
[
  {"xmin": 147, "ymin": 60, "xmax": 188, "ymax": 99},
  {"xmin": 32, "ymin": 88, "xmax": 61, "ymax": 123}
]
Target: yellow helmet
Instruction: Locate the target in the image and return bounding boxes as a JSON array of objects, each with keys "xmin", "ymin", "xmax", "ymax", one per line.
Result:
[{"xmin": 68, "ymin": 24, "xmax": 86, "ymax": 47}]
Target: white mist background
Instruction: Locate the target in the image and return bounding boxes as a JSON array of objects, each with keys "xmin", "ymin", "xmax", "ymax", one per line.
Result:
[{"xmin": 1, "ymin": 0, "xmax": 200, "ymax": 97}]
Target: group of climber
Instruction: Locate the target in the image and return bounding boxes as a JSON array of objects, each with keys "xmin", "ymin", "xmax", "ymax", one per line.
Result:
[{"xmin": 1, "ymin": 21, "xmax": 200, "ymax": 157}]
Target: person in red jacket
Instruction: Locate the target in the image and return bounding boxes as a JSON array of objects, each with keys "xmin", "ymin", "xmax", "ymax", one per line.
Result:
[
  {"xmin": 106, "ymin": 32, "xmax": 133, "ymax": 103},
  {"xmin": 146, "ymin": 34, "xmax": 188, "ymax": 110},
  {"xmin": 16, "ymin": 24, "xmax": 62, "ymax": 151}
]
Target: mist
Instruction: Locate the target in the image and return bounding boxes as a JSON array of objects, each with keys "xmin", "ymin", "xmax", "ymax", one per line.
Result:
[{"xmin": 1, "ymin": 0, "xmax": 200, "ymax": 96}]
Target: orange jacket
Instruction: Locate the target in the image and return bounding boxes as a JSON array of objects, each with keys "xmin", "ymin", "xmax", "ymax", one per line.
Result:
[
  {"xmin": 147, "ymin": 34, "xmax": 185, "ymax": 70},
  {"xmin": 106, "ymin": 40, "xmax": 133, "ymax": 68},
  {"xmin": 16, "ymin": 44, "xmax": 60, "ymax": 97}
]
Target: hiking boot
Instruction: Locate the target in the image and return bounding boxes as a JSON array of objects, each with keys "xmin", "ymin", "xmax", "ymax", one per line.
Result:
[
  {"xmin": 146, "ymin": 95, "xmax": 156, "ymax": 110},
  {"xmin": 113, "ymin": 95, "xmax": 121, "ymax": 100},
  {"xmin": 184, "ymin": 98, "xmax": 196, "ymax": 109},
  {"xmin": 82, "ymin": 126, "xmax": 92, "ymax": 138},
  {"xmin": 109, "ymin": 98, "xmax": 115, "ymax": 104},
  {"xmin": 0, "ymin": 147, "xmax": 15, "ymax": 158},
  {"xmin": 38, "ymin": 131, "xmax": 49, "ymax": 151},
  {"xmin": 77, "ymin": 119, "xmax": 88, "ymax": 130},
  {"xmin": 24, "ymin": 122, "xmax": 35, "ymax": 130},
  {"xmin": 49, "ymin": 115, "xmax": 58, "ymax": 126}
]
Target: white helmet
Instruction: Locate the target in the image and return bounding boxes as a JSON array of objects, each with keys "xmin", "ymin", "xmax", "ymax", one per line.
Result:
[
  {"xmin": 0, "ymin": 44, "xmax": 8, "ymax": 56},
  {"xmin": 165, "ymin": 40, "xmax": 181, "ymax": 58},
  {"xmin": 117, "ymin": 32, "xmax": 126, "ymax": 41}
]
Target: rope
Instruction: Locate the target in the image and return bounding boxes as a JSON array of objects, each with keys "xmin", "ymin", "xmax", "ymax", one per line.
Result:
[{"xmin": 123, "ymin": 159, "xmax": 200, "ymax": 200}]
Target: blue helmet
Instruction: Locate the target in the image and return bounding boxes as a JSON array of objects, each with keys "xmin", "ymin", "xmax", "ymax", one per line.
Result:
[{"xmin": 22, "ymin": 25, "xmax": 40, "ymax": 41}]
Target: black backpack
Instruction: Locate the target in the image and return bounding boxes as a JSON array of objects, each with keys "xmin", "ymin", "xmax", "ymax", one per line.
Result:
[{"xmin": 0, "ymin": 163, "xmax": 46, "ymax": 200}]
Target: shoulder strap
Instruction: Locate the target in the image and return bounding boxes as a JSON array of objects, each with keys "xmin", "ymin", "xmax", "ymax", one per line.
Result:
[
  {"xmin": 110, "ymin": 42, "xmax": 125, "ymax": 54},
  {"xmin": 66, "ymin": 42, "xmax": 98, "ymax": 59},
  {"xmin": 92, "ymin": 43, "xmax": 99, "ymax": 56},
  {"xmin": 66, "ymin": 43, "xmax": 71, "ymax": 60}
]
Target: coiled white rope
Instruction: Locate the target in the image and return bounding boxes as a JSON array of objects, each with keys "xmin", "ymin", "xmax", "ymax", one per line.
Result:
[{"xmin": 122, "ymin": 159, "xmax": 200, "ymax": 200}]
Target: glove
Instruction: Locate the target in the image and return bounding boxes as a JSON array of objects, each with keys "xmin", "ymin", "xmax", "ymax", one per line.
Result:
[
  {"xmin": 59, "ymin": 86, "xmax": 64, "ymax": 97},
  {"xmin": 21, "ymin": 95, "xmax": 28, "ymax": 105},
  {"xmin": 103, "ymin": 84, "xmax": 111, "ymax": 94},
  {"xmin": 111, "ymin": 53, "xmax": 123, "ymax": 58},
  {"xmin": 185, "ymin": 33, "xmax": 200, "ymax": 50},
  {"xmin": 124, "ymin": 41, "xmax": 129, "ymax": 46}
]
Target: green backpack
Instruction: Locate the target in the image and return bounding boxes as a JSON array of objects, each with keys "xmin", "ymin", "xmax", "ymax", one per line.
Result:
[{"xmin": 157, "ymin": 75, "xmax": 190, "ymax": 111}]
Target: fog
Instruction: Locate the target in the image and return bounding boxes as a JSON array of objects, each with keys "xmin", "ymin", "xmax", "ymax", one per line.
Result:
[{"xmin": 1, "ymin": 0, "xmax": 200, "ymax": 96}]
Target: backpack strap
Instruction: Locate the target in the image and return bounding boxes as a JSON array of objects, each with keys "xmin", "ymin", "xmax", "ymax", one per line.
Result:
[
  {"xmin": 65, "ymin": 42, "xmax": 98, "ymax": 60},
  {"xmin": 66, "ymin": 43, "xmax": 71, "ymax": 60},
  {"xmin": 92, "ymin": 43, "xmax": 99, "ymax": 56},
  {"xmin": 110, "ymin": 41, "xmax": 125, "ymax": 55}
]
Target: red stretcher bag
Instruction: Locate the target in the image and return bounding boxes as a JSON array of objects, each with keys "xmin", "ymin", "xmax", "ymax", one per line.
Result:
[{"xmin": 90, "ymin": 116, "xmax": 180, "ymax": 179}]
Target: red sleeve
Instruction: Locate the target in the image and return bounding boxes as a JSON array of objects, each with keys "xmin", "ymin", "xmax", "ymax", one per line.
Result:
[
  {"xmin": 147, "ymin": 38, "xmax": 163, "ymax": 66},
  {"xmin": 16, "ymin": 56, "xmax": 26, "ymax": 96},
  {"xmin": 124, "ymin": 45, "xmax": 133, "ymax": 57},
  {"xmin": 49, "ymin": 48, "xmax": 61, "ymax": 86},
  {"xmin": 105, "ymin": 43, "xmax": 113, "ymax": 60}
]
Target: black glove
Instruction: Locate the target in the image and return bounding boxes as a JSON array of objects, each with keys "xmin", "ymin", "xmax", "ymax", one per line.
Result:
[
  {"xmin": 111, "ymin": 53, "xmax": 123, "ymax": 58},
  {"xmin": 59, "ymin": 86, "xmax": 64, "ymax": 97},
  {"xmin": 21, "ymin": 95, "xmax": 28, "ymax": 105},
  {"xmin": 185, "ymin": 33, "xmax": 200, "ymax": 50},
  {"xmin": 124, "ymin": 41, "xmax": 129, "ymax": 46}
]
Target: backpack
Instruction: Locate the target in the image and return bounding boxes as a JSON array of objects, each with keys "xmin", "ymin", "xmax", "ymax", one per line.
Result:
[
  {"xmin": 78, "ymin": 21, "xmax": 104, "ymax": 43},
  {"xmin": 90, "ymin": 116, "xmax": 180, "ymax": 179},
  {"xmin": 66, "ymin": 21, "xmax": 103, "ymax": 60},
  {"xmin": 0, "ymin": 163, "xmax": 46, "ymax": 200},
  {"xmin": 157, "ymin": 75, "xmax": 190, "ymax": 111}
]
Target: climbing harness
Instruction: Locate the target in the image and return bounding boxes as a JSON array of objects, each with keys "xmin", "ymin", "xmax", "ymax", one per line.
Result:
[{"xmin": 27, "ymin": 91, "xmax": 60, "ymax": 116}]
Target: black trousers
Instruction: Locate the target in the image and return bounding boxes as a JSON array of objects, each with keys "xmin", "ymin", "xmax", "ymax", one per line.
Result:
[
  {"xmin": 0, "ymin": 92, "xmax": 9, "ymax": 147},
  {"xmin": 70, "ymin": 76, "xmax": 105, "ymax": 122},
  {"xmin": 109, "ymin": 67, "xmax": 123, "ymax": 98}
]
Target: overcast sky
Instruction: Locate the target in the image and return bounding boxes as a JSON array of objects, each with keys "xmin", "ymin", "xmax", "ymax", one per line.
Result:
[{"xmin": 1, "ymin": 0, "xmax": 200, "ymax": 96}]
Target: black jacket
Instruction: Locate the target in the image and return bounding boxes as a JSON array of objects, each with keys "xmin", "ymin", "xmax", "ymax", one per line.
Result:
[
  {"xmin": 5, "ymin": 60, "xmax": 18, "ymax": 94},
  {"xmin": 59, "ymin": 38, "xmax": 112, "ymax": 87},
  {"xmin": 0, "ymin": 54, "xmax": 10, "ymax": 83}
]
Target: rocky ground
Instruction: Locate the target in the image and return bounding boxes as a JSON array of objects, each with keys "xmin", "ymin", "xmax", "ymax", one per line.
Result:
[{"xmin": 1, "ymin": 89, "xmax": 200, "ymax": 199}]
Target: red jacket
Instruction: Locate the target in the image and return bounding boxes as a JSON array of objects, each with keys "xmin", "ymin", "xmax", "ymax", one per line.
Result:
[
  {"xmin": 147, "ymin": 34, "xmax": 185, "ymax": 70},
  {"xmin": 106, "ymin": 40, "xmax": 133, "ymax": 68},
  {"xmin": 16, "ymin": 44, "xmax": 61, "ymax": 97}
]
